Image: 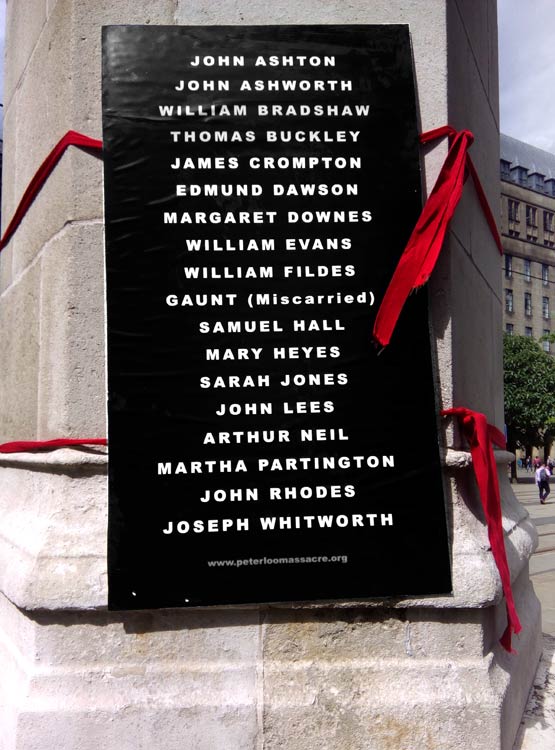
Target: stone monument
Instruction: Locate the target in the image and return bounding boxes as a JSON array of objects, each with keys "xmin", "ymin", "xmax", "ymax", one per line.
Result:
[{"xmin": 0, "ymin": 2, "xmax": 542, "ymax": 748}]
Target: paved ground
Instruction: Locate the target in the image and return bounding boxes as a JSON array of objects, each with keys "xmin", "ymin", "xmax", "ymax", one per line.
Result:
[
  {"xmin": 511, "ymin": 470, "xmax": 555, "ymax": 749},
  {"xmin": 512, "ymin": 470, "xmax": 555, "ymax": 636}
]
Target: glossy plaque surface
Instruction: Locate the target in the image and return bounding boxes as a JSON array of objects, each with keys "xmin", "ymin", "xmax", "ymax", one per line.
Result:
[{"xmin": 102, "ymin": 24, "xmax": 452, "ymax": 609}]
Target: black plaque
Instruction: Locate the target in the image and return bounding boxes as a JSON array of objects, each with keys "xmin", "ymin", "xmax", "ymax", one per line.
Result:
[{"xmin": 102, "ymin": 25, "xmax": 451, "ymax": 609}]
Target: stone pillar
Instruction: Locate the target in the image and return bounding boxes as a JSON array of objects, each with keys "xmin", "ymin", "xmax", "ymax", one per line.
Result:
[{"xmin": 0, "ymin": 1, "xmax": 542, "ymax": 749}]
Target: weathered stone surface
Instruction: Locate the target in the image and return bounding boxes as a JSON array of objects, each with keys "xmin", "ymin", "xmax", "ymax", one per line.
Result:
[
  {"xmin": 3, "ymin": 0, "xmax": 47, "ymax": 108},
  {"xmin": 0, "ymin": 576, "xmax": 542, "ymax": 750},
  {"xmin": 0, "ymin": 592, "xmax": 261, "ymax": 750},
  {"xmin": 0, "ymin": 263, "xmax": 42, "ymax": 443},
  {"xmin": 0, "ymin": 451, "xmax": 108, "ymax": 609},
  {"xmin": 37, "ymin": 221, "xmax": 106, "ymax": 438},
  {"xmin": 0, "ymin": 83, "xmax": 19, "ymax": 262},
  {"xmin": 260, "ymin": 578, "xmax": 542, "ymax": 750},
  {"xmin": 7, "ymin": 0, "xmax": 74, "ymax": 275}
]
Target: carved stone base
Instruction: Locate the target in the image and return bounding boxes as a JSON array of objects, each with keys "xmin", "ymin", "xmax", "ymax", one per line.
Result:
[
  {"xmin": 0, "ymin": 576, "xmax": 542, "ymax": 750},
  {"xmin": 0, "ymin": 449, "xmax": 543, "ymax": 750}
]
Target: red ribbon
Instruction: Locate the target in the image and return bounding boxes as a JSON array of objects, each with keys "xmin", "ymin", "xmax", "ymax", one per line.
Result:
[
  {"xmin": 441, "ymin": 407, "xmax": 521, "ymax": 653},
  {"xmin": 0, "ymin": 133, "xmax": 106, "ymax": 449},
  {"xmin": 372, "ymin": 126, "xmax": 503, "ymax": 348},
  {"xmin": 0, "ymin": 438, "xmax": 107, "ymax": 454},
  {"xmin": 0, "ymin": 130, "xmax": 103, "ymax": 251}
]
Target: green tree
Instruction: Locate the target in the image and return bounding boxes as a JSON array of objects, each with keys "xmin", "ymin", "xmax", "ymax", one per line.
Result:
[{"xmin": 503, "ymin": 334, "xmax": 555, "ymax": 479}]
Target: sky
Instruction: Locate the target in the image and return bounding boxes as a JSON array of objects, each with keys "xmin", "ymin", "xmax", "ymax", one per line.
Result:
[
  {"xmin": 0, "ymin": 3, "xmax": 552, "ymax": 153},
  {"xmin": 498, "ymin": 0, "xmax": 555, "ymax": 154}
]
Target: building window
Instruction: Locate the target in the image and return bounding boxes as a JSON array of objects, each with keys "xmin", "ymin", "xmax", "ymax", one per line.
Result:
[
  {"xmin": 506, "ymin": 323, "xmax": 514, "ymax": 335},
  {"xmin": 526, "ymin": 205, "xmax": 538, "ymax": 241},
  {"xmin": 524, "ymin": 259, "xmax": 532, "ymax": 281},
  {"xmin": 525, "ymin": 326, "xmax": 533, "ymax": 337},
  {"xmin": 543, "ymin": 330, "xmax": 551, "ymax": 352},
  {"xmin": 543, "ymin": 297, "xmax": 550, "ymax": 319},
  {"xmin": 505, "ymin": 289, "xmax": 514, "ymax": 313},
  {"xmin": 500, "ymin": 160, "xmax": 511, "ymax": 180},
  {"xmin": 525, "ymin": 292, "xmax": 532, "ymax": 316},
  {"xmin": 543, "ymin": 264, "xmax": 549, "ymax": 285},
  {"xmin": 532, "ymin": 173, "xmax": 545, "ymax": 193},
  {"xmin": 508, "ymin": 199, "xmax": 520, "ymax": 236},
  {"xmin": 511, "ymin": 166, "xmax": 528, "ymax": 186},
  {"xmin": 544, "ymin": 211, "xmax": 555, "ymax": 247},
  {"xmin": 526, "ymin": 206, "xmax": 538, "ymax": 226},
  {"xmin": 508, "ymin": 199, "xmax": 520, "ymax": 221},
  {"xmin": 505, "ymin": 255, "xmax": 513, "ymax": 279}
]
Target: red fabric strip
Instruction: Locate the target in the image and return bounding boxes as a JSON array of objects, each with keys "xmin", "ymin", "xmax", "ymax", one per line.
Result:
[
  {"xmin": 466, "ymin": 157, "xmax": 504, "ymax": 254},
  {"xmin": 0, "ymin": 438, "xmax": 107, "ymax": 454},
  {"xmin": 0, "ymin": 131, "xmax": 103, "ymax": 252},
  {"xmin": 442, "ymin": 407, "xmax": 522, "ymax": 653},
  {"xmin": 372, "ymin": 126, "xmax": 502, "ymax": 348},
  {"xmin": 422, "ymin": 128, "xmax": 503, "ymax": 254}
]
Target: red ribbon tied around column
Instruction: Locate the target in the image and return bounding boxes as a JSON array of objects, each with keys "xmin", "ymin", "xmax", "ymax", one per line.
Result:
[
  {"xmin": 372, "ymin": 126, "xmax": 503, "ymax": 348},
  {"xmin": 0, "ymin": 130, "xmax": 103, "ymax": 252},
  {"xmin": 0, "ymin": 438, "xmax": 107, "ymax": 454},
  {"xmin": 0, "ymin": 131, "xmax": 106, "ymax": 453},
  {"xmin": 441, "ymin": 407, "xmax": 522, "ymax": 653}
]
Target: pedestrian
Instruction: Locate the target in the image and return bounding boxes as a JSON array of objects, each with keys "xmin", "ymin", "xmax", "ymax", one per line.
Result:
[{"xmin": 535, "ymin": 461, "xmax": 551, "ymax": 504}]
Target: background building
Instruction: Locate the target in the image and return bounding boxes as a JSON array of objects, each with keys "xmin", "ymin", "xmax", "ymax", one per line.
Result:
[{"xmin": 500, "ymin": 133, "xmax": 555, "ymax": 351}]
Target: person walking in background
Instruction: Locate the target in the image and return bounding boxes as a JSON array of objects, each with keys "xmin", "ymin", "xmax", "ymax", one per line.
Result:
[{"xmin": 536, "ymin": 461, "xmax": 551, "ymax": 504}]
